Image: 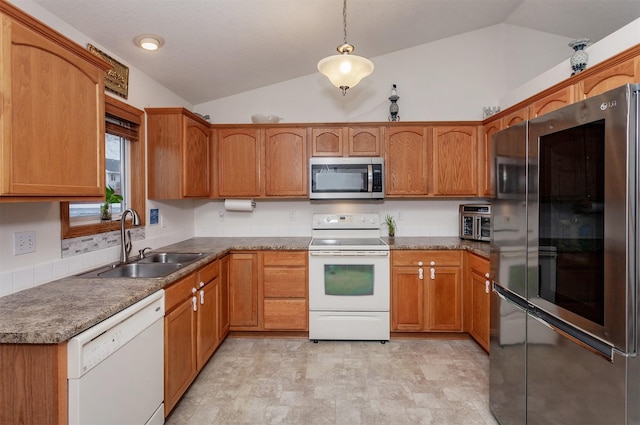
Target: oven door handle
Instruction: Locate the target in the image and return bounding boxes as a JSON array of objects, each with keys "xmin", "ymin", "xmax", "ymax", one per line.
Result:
[{"xmin": 309, "ymin": 251, "xmax": 389, "ymax": 257}]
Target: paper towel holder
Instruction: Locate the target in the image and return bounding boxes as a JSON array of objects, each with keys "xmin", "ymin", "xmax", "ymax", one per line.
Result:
[{"xmin": 224, "ymin": 199, "xmax": 256, "ymax": 212}]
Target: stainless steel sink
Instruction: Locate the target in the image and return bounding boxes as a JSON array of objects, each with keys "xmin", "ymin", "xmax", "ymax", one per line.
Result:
[
  {"xmin": 78, "ymin": 262, "xmax": 183, "ymax": 279},
  {"xmin": 77, "ymin": 252, "xmax": 205, "ymax": 279},
  {"xmin": 136, "ymin": 252, "xmax": 204, "ymax": 264},
  {"xmin": 99, "ymin": 263, "xmax": 184, "ymax": 278}
]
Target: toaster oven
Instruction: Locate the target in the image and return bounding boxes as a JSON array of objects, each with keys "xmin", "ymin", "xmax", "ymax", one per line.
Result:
[{"xmin": 459, "ymin": 204, "xmax": 491, "ymax": 242}]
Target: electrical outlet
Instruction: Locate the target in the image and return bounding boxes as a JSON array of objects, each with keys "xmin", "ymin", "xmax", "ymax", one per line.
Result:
[
  {"xmin": 397, "ymin": 211, "xmax": 404, "ymax": 221},
  {"xmin": 289, "ymin": 211, "xmax": 296, "ymax": 221},
  {"xmin": 14, "ymin": 231, "xmax": 36, "ymax": 255},
  {"xmin": 218, "ymin": 210, "xmax": 225, "ymax": 221}
]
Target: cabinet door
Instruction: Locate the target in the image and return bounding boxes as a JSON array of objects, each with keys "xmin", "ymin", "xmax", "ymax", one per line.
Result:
[
  {"xmin": 183, "ymin": 116, "xmax": 210, "ymax": 197},
  {"xmin": 348, "ymin": 127, "xmax": 381, "ymax": 156},
  {"xmin": 578, "ymin": 56, "xmax": 639, "ymax": 100},
  {"xmin": 501, "ymin": 108, "xmax": 528, "ymax": 129},
  {"xmin": 229, "ymin": 253, "xmax": 259, "ymax": 328},
  {"xmin": 217, "ymin": 129, "xmax": 261, "ymax": 197},
  {"xmin": 219, "ymin": 255, "xmax": 230, "ymax": 339},
  {"xmin": 391, "ymin": 266, "xmax": 424, "ymax": 331},
  {"xmin": 0, "ymin": 17, "xmax": 107, "ymax": 198},
  {"xmin": 311, "ymin": 128, "xmax": 344, "ymax": 156},
  {"xmin": 426, "ymin": 266, "xmax": 462, "ymax": 331},
  {"xmin": 528, "ymin": 86, "xmax": 574, "ymax": 119},
  {"xmin": 164, "ymin": 297, "xmax": 197, "ymax": 415},
  {"xmin": 196, "ymin": 277, "xmax": 219, "ymax": 369},
  {"xmin": 469, "ymin": 267, "xmax": 490, "ymax": 351},
  {"xmin": 482, "ymin": 119, "xmax": 502, "ymax": 197},
  {"xmin": 431, "ymin": 126, "xmax": 478, "ymax": 196},
  {"xmin": 385, "ymin": 126, "xmax": 429, "ymax": 196},
  {"xmin": 264, "ymin": 128, "xmax": 308, "ymax": 196}
]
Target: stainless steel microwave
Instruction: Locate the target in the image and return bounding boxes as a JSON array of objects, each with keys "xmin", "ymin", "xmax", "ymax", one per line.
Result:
[
  {"xmin": 309, "ymin": 157, "xmax": 384, "ymax": 200},
  {"xmin": 459, "ymin": 204, "xmax": 491, "ymax": 242}
]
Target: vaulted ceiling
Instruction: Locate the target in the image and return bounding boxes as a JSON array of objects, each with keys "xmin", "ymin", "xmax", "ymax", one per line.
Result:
[{"xmin": 31, "ymin": 0, "xmax": 640, "ymax": 104}]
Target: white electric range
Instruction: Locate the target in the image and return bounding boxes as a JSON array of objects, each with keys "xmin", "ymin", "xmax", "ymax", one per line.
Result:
[{"xmin": 308, "ymin": 213, "xmax": 390, "ymax": 342}]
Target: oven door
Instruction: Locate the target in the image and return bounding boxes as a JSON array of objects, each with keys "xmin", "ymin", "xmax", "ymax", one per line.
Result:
[{"xmin": 308, "ymin": 251, "xmax": 390, "ymax": 311}]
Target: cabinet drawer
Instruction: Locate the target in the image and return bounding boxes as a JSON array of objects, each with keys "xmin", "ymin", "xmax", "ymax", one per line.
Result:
[
  {"xmin": 263, "ymin": 268, "xmax": 307, "ymax": 298},
  {"xmin": 263, "ymin": 299, "xmax": 308, "ymax": 330},
  {"xmin": 198, "ymin": 260, "xmax": 219, "ymax": 284},
  {"xmin": 263, "ymin": 251, "xmax": 307, "ymax": 266},
  {"xmin": 392, "ymin": 250, "xmax": 461, "ymax": 267},
  {"xmin": 164, "ymin": 273, "xmax": 197, "ymax": 312}
]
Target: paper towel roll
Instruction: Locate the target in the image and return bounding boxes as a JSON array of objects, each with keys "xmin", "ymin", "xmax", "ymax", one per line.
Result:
[{"xmin": 224, "ymin": 199, "xmax": 255, "ymax": 212}]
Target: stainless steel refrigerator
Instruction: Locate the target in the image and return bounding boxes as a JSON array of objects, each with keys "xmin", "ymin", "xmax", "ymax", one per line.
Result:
[{"xmin": 490, "ymin": 83, "xmax": 640, "ymax": 424}]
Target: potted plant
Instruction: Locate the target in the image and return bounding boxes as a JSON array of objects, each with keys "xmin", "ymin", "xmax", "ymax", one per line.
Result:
[
  {"xmin": 384, "ymin": 214, "xmax": 396, "ymax": 238},
  {"xmin": 101, "ymin": 185, "xmax": 123, "ymax": 221}
]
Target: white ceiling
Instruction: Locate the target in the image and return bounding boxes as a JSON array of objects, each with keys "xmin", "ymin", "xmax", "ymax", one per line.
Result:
[{"xmin": 31, "ymin": 0, "xmax": 640, "ymax": 104}]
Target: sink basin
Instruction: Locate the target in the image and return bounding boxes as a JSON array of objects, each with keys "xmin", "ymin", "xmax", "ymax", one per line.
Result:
[
  {"xmin": 78, "ymin": 262, "xmax": 184, "ymax": 279},
  {"xmin": 136, "ymin": 252, "xmax": 204, "ymax": 264},
  {"xmin": 98, "ymin": 263, "xmax": 183, "ymax": 278}
]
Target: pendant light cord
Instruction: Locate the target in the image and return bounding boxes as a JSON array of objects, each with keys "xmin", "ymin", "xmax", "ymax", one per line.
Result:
[{"xmin": 343, "ymin": 0, "xmax": 348, "ymax": 44}]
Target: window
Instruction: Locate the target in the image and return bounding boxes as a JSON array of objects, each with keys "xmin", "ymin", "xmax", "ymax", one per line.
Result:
[{"xmin": 61, "ymin": 96, "xmax": 145, "ymax": 239}]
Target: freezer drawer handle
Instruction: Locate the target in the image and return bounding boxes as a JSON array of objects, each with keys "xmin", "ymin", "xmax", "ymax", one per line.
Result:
[{"xmin": 529, "ymin": 309, "xmax": 614, "ymax": 361}]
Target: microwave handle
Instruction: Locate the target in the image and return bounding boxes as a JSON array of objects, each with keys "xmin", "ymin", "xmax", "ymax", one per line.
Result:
[
  {"xmin": 367, "ymin": 164, "xmax": 373, "ymax": 192},
  {"xmin": 474, "ymin": 216, "xmax": 481, "ymax": 239}
]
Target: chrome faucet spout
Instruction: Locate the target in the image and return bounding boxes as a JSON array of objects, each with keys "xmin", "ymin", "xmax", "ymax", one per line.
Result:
[{"xmin": 120, "ymin": 208, "xmax": 141, "ymax": 263}]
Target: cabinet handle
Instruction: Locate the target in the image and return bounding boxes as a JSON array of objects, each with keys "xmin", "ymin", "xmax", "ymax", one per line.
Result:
[
  {"xmin": 192, "ymin": 295, "xmax": 198, "ymax": 312},
  {"xmin": 430, "ymin": 267, "xmax": 435, "ymax": 280},
  {"xmin": 199, "ymin": 281, "xmax": 205, "ymax": 288},
  {"xmin": 418, "ymin": 267, "xmax": 424, "ymax": 280},
  {"xmin": 485, "ymin": 272, "xmax": 490, "ymax": 278},
  {"xmin": 485, "ymin": 280, "xmax": 490, "ymax": 294},
  {"xmin": 200, "ymin": 289, "xmax": 205, "ymax": 305}
]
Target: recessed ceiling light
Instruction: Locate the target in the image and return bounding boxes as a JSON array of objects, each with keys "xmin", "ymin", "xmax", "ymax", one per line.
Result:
[{"xmin": 133, "ymin": 34, "xmax": 164, "ymax": 51}]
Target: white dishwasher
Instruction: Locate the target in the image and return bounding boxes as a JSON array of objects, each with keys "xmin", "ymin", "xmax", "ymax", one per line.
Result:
[{"xmin": 68, "ymin": 290, "xmax": 165, "ymax": 425}]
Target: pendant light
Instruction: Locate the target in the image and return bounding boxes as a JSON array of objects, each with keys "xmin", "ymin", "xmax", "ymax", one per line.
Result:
[{"xmin": 317, "ymin": 0, "xmax": 374, "ymax": 95}]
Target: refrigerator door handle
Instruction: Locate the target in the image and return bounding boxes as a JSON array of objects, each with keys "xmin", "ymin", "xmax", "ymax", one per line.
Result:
[{"xmin": 529, "ymin": 308, "xmax": 614, "ymax": 361}]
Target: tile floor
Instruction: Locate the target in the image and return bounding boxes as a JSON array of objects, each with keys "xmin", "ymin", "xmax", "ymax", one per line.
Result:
[{"xmin": 165, "ymin": 337, "xmax": 500, "ymax": 425}]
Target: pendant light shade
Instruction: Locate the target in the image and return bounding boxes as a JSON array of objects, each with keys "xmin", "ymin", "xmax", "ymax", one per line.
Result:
[{"xmin": 318, "ymin": 0, "xmax": 374, "ymax": 95}]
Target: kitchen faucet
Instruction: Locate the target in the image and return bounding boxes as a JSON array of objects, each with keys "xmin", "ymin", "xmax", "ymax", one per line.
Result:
[{"xmin": 120, "ymin": 208, "xmax": 141, "ymax": 263}]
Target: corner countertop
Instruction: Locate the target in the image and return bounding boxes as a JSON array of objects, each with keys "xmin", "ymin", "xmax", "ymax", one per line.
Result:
[{"xmin": 0, "ymin": 236, "xmax": 488, "ymax": 345}]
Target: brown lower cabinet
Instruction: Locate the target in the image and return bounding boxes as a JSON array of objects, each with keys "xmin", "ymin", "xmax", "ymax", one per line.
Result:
[
  {"xmin": 229, "ymin": 250, "xmax": 309, "ymax": 331},
  {"xmin": 391, "ymin": 250, "xmax": 463, "ymax": 331},
  {"xmin": 262, "ymin": 251, "xmax": 308, "ymax": 330},
  {"xmin": 164, "ymin": 259, "xmax": 227, "ymax": 416},
  {"xmin": 465, "ymin": 252, "xmax": 490, "ymax": 352}
]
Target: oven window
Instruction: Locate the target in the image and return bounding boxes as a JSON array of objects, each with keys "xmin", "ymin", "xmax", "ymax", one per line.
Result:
[
  {"xmin": 538, "ymin": 119, "xmax": 605, "ymax": 325},
  {"xmin": 324, "ymin": 265, "xmax": 374, "ymax": 296}
]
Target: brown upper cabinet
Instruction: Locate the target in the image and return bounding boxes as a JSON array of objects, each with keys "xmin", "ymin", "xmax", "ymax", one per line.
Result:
[
  {"xmin": 146, "ymin": 108, "xmax": 211, "ymax": 199},
  {"xmin": 0, "ymin": 4, "xmax": 111, "ymax": 201},
  {"xmin": 213, "ymin": 126, "xmax": 308, "ymax": 198},
  {"xmin": 215, "ymin": 127, "xmax": 262, "ymax": 198},
  {"xmin": 431, "ymin": 125, "xmax": 479, "ymax": 196},
  {"xmin": 264, "ymin": 128, "xmax": 308, "ymax": 196},
  {"xmin": 385, "ymin": 126, "xmax": 430, "ymax": 196},
  {"xmin": 482, "ymin": 119, "xmax": 502, "ymax": 197},
  {"xmin": 577, "ymin": 55, "xmax": 640, "ymax": 100},
  {"xmin": 528, "ymin": 86, "xmax": 575, "ymax": 119},
  {"xmin": 311, "ymin": 126, "xmax": 381, "ymax": 157},
  {"xmin": 385, "ymin": 124, "xmax": 482, "ymax": 197}
]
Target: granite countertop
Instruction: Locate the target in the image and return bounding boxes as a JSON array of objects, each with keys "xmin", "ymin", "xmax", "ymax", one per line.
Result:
[{"xmin": 0, "ymin": 236, "xmax": 488, "ymax": 345}]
